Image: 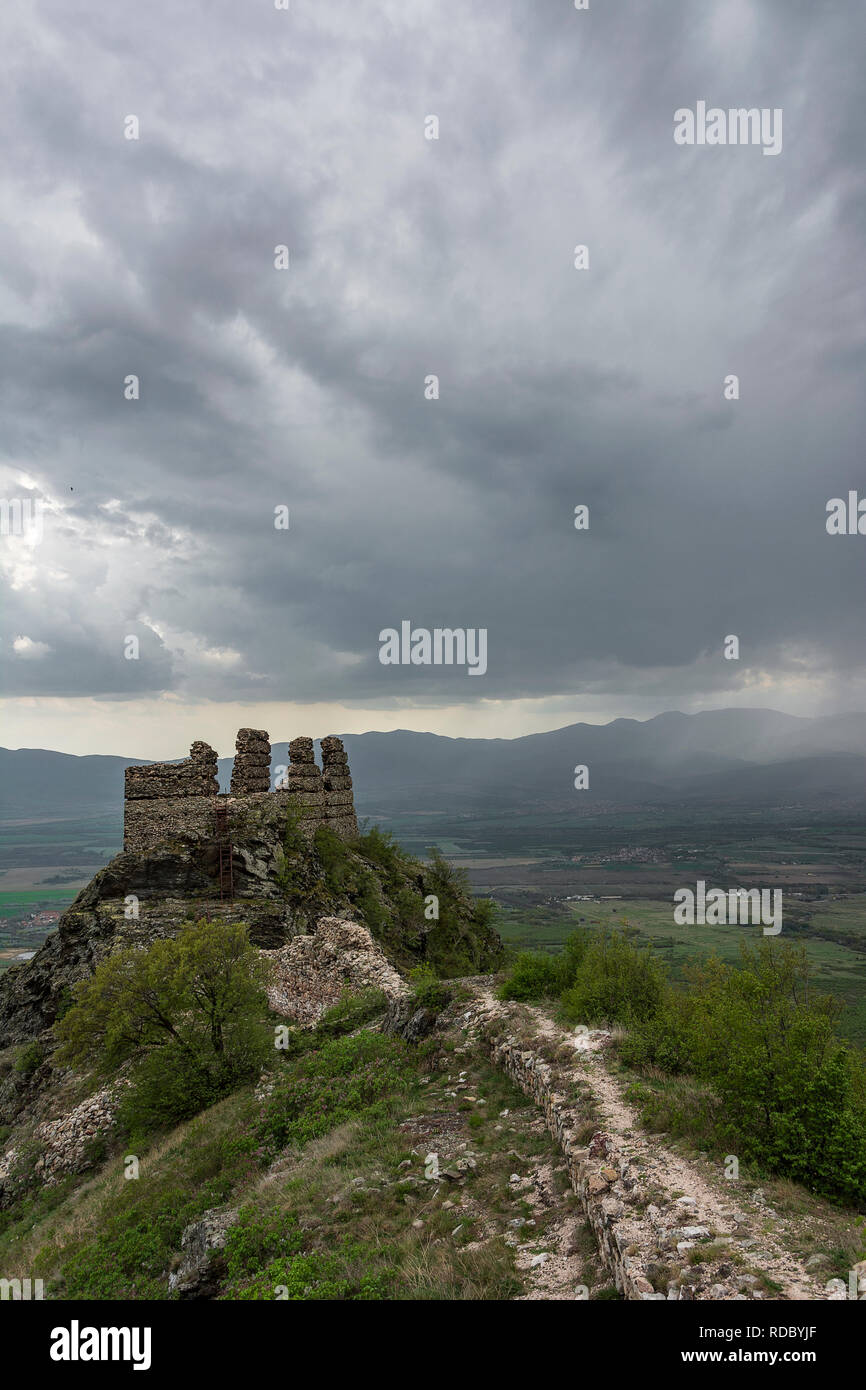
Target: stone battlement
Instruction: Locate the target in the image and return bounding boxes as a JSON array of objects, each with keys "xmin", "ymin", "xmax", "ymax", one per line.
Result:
[{"xmin": 123, "ymin": 729, "xmax": 358, "ymax": 853}]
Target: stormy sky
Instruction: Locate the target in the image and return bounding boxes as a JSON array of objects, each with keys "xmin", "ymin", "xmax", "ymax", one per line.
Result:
[{"xmin": 1, "ymin": 0, "xmax": 864, "ymax": 757}]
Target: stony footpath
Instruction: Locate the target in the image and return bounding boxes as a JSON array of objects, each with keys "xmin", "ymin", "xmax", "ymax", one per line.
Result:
[{"xmin": 458, "ymin": 983, "xmax": 855, "ymax": 1302}]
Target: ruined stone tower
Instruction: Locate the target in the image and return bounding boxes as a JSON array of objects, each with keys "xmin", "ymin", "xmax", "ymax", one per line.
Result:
[
  {"xmin": 123, "ymin": 730, "xmax": 358, "ymax": 854},
  {"xmin": 321, "ymin": 735, "xmax": 358, "ymax": 839},
  {"xmin": 230, "ymin": 728, "xmax": 271, "ymax": 795}
]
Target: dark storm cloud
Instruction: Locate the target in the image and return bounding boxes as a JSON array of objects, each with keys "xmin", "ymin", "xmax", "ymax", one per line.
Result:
[{"xmin": 0, "ymin": 0, "xmax": 864, "ymax": 705}]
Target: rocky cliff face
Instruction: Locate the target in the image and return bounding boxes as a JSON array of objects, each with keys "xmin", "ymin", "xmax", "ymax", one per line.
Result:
[{"xmin": 0, "ymin": 798, "xmax": 502, "ymax": 1052}]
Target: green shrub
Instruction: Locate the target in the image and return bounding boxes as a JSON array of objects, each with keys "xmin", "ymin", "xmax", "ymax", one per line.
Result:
[
  {"xmin": 498, "ymin": 952, "xmax": 567, "ymax": 1001},
  {"xmin": 223, "ymin": 1206, "xmax": 306, "ymax": 1286},
  {"xmin": 230, "ymin": 1250, "xmax": 390, "ymax": 1300},
  {"xmin": 221, "ymin": 1210, "xmax": 392, "ymax": 1300},
  {"xmin": 313, "ymin": 825, "xmax": 352, "ymax": 894},
  {"xmin": 355, "ymin": 873, "xmax": 390, "ymax": 932},
  {"xmin": 14, "ymin": 1041, "xmax": 46, "ymax": 1075},
  {"xmin": 408, "ymin": 964, "xmax": 450, "ymax": 1012},
  {"xmin": 317, "ymin": 987, "xmax": 388, "ymax": 1035},
  {"xmin": 558, "ymin": 931, "xmax": 665, "ymax": 1026},
  {"xmin": 621, "ymin": 940, "xmax": 866, "ymax": 1206},
  {"xmin": 356, "ymin": 826, "xmax": 402, "ymax": 877},
  {"xmin": 254, "ymin": 1031, "xmax": 417, "ymax": 1159},
  {"xmin": 498, "ymin": 929, "xmax": 592, "ymax": 1002}
]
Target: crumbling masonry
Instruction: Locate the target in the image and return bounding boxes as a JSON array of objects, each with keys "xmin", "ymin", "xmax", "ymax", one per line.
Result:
[{"xmin": 123, "ymin": 729, "xmax": 358, "ymax": 854}]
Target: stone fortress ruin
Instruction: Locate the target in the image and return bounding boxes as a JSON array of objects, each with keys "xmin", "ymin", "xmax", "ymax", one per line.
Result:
[{"xmin": 123, "ymin": 728, "xmax": 359, "ymax": 856}]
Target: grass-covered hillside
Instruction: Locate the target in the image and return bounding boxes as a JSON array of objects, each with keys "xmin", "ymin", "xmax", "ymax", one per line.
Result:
[{"xmin": 0, "ymin": 977, "xmax": 608, "ymax": 1301}]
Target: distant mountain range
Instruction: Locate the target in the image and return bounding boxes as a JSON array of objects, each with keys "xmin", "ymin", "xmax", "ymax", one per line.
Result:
[{"xmin": 2, "ymin": 708, "xmax": 866, "ymax": 827}]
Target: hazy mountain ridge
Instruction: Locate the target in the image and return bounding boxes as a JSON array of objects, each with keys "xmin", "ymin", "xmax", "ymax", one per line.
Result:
[{"xmin": 3, "ymin": 708, "xmax": 866, "ymax": 825}]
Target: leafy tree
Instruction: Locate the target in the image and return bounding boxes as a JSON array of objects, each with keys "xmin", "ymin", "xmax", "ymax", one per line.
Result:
[
  {"xmin": 622, "ymin": 941, "xmax": 866, "ymax": 1204},
  {"xmin": 673, "ymin": 943, "xmax": 866, "ymax": 1200},
  {"xmin": 55, "ymin": 920, "xmax": 272, "ymax": 1131}
]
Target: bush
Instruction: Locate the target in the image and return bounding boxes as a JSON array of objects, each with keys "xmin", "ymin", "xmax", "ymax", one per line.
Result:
[
  {"xmin": 621, "ymin": 941, "xmax": 866, "ymax": 1206},
  {"xmin": 355, "ymin": 872, "xmax": 390, "ymax": 932},
  {"xmin": 498, "ymin": 952, "xmax": 567, "ymax": 1002},
  {"xmin": 357, "ymin": 826, "xmax": 402, "ymax": 878},
  {"xmin": 313, "ymin": 825, "xmax": 351, "ymax": 894},
  {"xmin": 230, "ymin": 1250, "xmax": 390, "ymax": 1301},
  {"xmin": 558, "ymin": 931, "xmax": 665, "ymax": 1027},
  {"xmin": 254, "ymin": 1031, "xmax": 417, "ymax": 1159},
  {"xmin": 317, "ymin": 987, "xmax": 388, "ymax": 1035},
  {"xmin": 14, "ymin": 1041, "xmax": 46, "ymax": 1076},
  {"xmin": 221, "ymin": 1209, "xmax": 390, "ymax": 1300},
  {"xmin": 408, "ymin": 964, "xmax": 450, "ymax": 1012},
  {"xmin": 223, "ymin": 1206, "xmax": 306, "ymax": 1287},
  {"xmin": 498, "ymin": 929, "xmax": 594, "ymax": 1002}
]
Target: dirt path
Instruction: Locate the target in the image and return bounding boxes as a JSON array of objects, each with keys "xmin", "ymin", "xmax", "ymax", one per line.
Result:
[{"xmin": 467, "ymin": 985, "xmax": 838, "ymax": 1301}]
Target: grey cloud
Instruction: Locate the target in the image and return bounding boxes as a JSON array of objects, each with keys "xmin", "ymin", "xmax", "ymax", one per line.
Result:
[{"xmin": 0, "ymin": 0, "xmax": 863, "ymax": 710}]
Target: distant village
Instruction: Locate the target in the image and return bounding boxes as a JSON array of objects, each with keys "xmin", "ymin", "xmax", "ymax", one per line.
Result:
[{"xmin": 0, "ymin": 907, "xmax": 61, "ymax": 969}]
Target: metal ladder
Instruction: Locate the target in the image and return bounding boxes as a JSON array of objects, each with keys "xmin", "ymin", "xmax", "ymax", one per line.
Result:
[{"xmin": 214, "ymin": 802, "xmax": 234, "ymax": 900}]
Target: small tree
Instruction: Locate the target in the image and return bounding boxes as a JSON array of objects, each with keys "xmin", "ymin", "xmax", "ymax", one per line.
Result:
[{"xmin": 55, "ymin": 919, "xmax": 272, "ymax": 1130}]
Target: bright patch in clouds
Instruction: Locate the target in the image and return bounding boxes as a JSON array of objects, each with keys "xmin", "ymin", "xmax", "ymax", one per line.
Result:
[{"xmin": 12, "ymin": 635, "xmax": 51, "ymax": 659}]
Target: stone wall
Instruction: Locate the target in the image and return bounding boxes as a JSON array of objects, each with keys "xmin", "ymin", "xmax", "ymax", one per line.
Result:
[
  {"xmin": 124, "ymin": 740, "xmax": 219, "ymax": 802},
  {"xmin": 286, "ymin": 737, "xmax": 326, "ymax": 827},
  {"xmin": 123, "ymin": 730, "xmax": 359, "ymax": 854},
  {"xmin": 467, "ymin": 996, "xmax": 832, "ymax": 1302},
  {"xmin": 124, "ymin": 739, "xmax": 220, "ymax": 852},
  {"xmin": 477, "ymin": 1014, "xmax": 660, "ymax": 1300},
  {"xmin": 123, "ymin": 792, "xmax": 220, "ymax": 854}
]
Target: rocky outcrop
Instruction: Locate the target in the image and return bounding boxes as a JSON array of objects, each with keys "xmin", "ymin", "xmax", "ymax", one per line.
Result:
[
  {"xmin": 0, "ymin": 798, "xmax": 303, "ymax": 1049},
  {"xmin": 0, "ymin": 793, "xmax": 502, "ymax": 1057},
  {"xmin": 168, "ymin": 1207, "xmax": 239, "ymax": 1299},
  {"xmin": 381, "ymin": 993, "xmax": 443, "ymax": 1043},
  {"xmin": 263, "ymin": 917, "xmax": 409, "ymax": 1025}
]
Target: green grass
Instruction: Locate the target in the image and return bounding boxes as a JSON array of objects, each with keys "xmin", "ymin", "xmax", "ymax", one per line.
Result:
[
  {"xmin": 0, "ymin": 888, "xmax": 83, "ymax": 918},
  {"xmin": 0, "ymin": 1025, "xmax": 562, "ymax": 1301}
]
